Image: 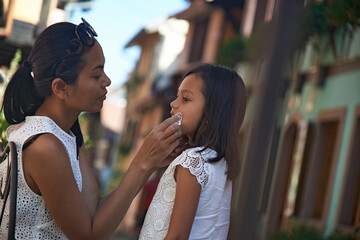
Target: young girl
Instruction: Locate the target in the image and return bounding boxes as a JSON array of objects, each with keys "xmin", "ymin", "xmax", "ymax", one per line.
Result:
[{"xmin": 139, "ymin": 64, "xmax": 247, "ymax": 239}]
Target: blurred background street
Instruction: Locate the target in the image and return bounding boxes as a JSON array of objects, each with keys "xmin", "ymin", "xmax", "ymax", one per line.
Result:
[{"xmin": 1, "ymin": 0, "xmax": 360, "ymax": 239}]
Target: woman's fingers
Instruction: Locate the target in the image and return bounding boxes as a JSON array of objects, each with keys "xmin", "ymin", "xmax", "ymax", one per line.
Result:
[
  {"xmin": 135, "ymin": 115, "xmax": 183, "ymax": 170},
  {"xmin": 157, "ymin": 114, "xmax": 182, "ymax": 132}
]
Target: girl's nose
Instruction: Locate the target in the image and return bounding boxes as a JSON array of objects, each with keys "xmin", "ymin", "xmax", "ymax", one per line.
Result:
[{"xmin": 170, "ymin": 99, "xmax": 178, "ymax": 109}]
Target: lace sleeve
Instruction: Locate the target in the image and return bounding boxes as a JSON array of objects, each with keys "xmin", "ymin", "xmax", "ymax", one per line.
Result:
[{"xmin": 178, "ymin": 149, "xmax": 210, "ymax": 189}]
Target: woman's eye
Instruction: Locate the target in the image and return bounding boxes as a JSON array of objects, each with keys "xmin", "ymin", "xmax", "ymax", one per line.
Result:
[
  {"xmin": 94, "ymin": 75, "xmax": 101, "ymax": 80},
  {"xmin": 182, "ymin": 97, "xmax": 189, "ymax": 102}
]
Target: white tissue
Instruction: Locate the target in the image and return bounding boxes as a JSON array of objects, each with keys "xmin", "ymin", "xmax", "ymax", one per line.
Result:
[{"xmin": 176, "ymin": 112, "xmax": 183, "ymax": 125}]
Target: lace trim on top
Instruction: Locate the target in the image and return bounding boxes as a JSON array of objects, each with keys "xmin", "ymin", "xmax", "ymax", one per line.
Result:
[{"xmin": 177, "ymin": 147, "xmax": 212, "ymax": 189}]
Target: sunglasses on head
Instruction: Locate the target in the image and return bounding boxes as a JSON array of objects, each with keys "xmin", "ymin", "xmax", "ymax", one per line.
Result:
[
  {"xmin": 51, "ymin": 18, "xmax": 98, "ymax": 76},
  {"xmin": 75, "ymin": 17, "xmax": 98, "ymax": 46}
]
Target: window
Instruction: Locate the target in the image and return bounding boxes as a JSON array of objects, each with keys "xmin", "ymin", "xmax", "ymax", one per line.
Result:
[
  {"xmin": 301, "ymin": 108, "xmax": 346, "ymax": 225},
  {"xmin": 339, "ymin": 107, "xmax": 360, "ymax": 228},
  {"xmin": 313, "ymin": 120, "xmax": 339, "ymax": 219}
]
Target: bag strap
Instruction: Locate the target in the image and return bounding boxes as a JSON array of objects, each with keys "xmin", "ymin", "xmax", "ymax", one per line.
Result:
[{"xmin": 0, "ymin": 142, "xmax": 18, "ymax": 240}]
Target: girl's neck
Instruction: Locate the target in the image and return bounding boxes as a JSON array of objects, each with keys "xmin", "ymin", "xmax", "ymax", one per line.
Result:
[
  {"xmin": 188, "ymin": 134, "xmax": 213, "ymax": 149},
  {"xmin": 188, "ymin": 134, "xmax": 202, "ymax": 147}
]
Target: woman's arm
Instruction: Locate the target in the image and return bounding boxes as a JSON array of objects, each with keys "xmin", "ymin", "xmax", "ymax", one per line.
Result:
[
  {"xmin": 23, "ymin": 115, "xmax": 182, "ymax": 240},
  {"xmin": 79, "ymin": 144, "xmax": 100, "ymax": 216},
  {"xmin": 164, "ymin": 166, "xmax": 201, "ymax": 240}
]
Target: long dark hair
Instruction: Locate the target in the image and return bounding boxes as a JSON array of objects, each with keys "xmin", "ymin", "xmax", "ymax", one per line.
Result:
[
  {"xmin": 183, "ymin": 64, "xmax": 246, "ymax": 179},
  {"xmin": 1, "ymin": 22, "xmax": 91, "ymax": 150}
]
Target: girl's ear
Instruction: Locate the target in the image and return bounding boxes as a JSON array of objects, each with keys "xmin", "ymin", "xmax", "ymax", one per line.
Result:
[{"xmin": 52, "ymin": 78, "xmax": 68, "ymax": 99}]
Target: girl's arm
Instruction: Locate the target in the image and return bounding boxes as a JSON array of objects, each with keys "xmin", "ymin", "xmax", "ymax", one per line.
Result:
[
  {"xmin": 164, "ymin": 165, "xmax": 201, "ymax": 240},
  {"xmin": 23, "ymin": 115, "xmax": 181, "ymax": 240}
]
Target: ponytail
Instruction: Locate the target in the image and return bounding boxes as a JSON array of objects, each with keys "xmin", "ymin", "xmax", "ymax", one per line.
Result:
[{"xmin": 1, "ymin": 61, "xmax": 44, "ymax": 124}]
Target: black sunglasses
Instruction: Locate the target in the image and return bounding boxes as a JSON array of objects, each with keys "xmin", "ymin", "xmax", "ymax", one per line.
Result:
[
  {"xmin": 75, "ymin": 18, "xmax": 98, "ymax": 46},
  {"xmin": 51, "ymin": 18, "xmax": 98, "ymax": 76}
]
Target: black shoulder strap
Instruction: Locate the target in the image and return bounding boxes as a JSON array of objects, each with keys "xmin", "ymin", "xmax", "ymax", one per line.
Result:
[
  {"xmin": 22, "ymin": 133, "xmax": 45, "ymax": 150},
  {"xmin": 0, "ymin": 142, "xmax": 18, "ymax": 240}
]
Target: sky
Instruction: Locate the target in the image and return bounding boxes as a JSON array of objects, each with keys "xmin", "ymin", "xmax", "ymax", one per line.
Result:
[{"xmin": 69, "ymin": 0, "xmax": 190, "ymax": 89}]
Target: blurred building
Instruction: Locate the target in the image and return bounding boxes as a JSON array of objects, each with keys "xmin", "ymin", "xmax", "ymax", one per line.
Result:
[
  {"xmin": 118, "ymin": 0, "xmax": 360, "ymax": 239},
  {"xmin": 233, "ymin": 1, "xmax": 360, "ymax": 239},
  {"xmin": 0, "ymin": 0, "xmax": 96, "ymax": 72}
]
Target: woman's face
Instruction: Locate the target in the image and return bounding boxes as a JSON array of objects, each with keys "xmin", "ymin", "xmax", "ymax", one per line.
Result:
[
  {"xmin": 66, "ymin": 41, "xmax": 111, "ymax": 113},
  {"xmin": 170, "ymin": 74, "xmax": 206, "ymax": 140}
]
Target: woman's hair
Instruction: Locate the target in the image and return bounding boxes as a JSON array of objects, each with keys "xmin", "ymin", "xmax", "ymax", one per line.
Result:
[
  {"xmin": 1, "ymin": 22, "xmax": 92, "ymax": 150},
  {"xmin": 183, "ymin": 64, "xmax": 246, "ymax": 179}
]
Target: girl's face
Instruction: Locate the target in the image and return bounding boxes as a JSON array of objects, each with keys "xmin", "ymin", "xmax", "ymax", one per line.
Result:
[
  {"xmin": 65, "ymin": 41, "xmax": 111, "ymax": 114},
  {"xmin": 170, "ymin": 74, "xmax": 206, "ymax": 140}
]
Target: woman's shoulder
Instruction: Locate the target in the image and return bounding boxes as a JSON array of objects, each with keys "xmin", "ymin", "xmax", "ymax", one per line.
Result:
[
  {"xmin": 7, "ymin": 116, "xmax": 75, "ymax": 143},
  {"xmin": 23, "ymin": 133, "xmax": 70, "ymax": 173},
  {"xmin": 25, "ymin": 133, "xmax": 66, "ymax": 156}
]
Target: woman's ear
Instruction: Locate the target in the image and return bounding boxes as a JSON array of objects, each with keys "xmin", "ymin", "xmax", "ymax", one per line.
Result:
[{"xmin": 52, "ymin": 78, "xmax": 68, "ymax": 99}]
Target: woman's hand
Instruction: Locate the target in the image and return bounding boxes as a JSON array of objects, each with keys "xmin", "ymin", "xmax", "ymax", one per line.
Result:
[
  {"xmin": 134, "ymin": 114, "xmax": 183, "ymax": 171},
  {"xmin": 160, "ymin": 135, "xmax": 190, "ymax": 168}
]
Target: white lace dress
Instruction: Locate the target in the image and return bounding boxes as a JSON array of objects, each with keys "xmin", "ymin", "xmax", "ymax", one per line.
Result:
[
  {"xmin": 0, "ymin": 116, "xmax": 82, "ymax": 239},
  {"xmin": 139, "ymin": 147, "xmax": 232, "ymax": 240}
]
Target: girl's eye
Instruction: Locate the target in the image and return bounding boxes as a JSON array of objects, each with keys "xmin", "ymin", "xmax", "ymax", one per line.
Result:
[
  {"xmin": 94, "ymin": 75, "xmax": 101, "ymax": 80},
  {"xmin": 182, "ymin": 97, "xmax": 189, "ymax": 102}
]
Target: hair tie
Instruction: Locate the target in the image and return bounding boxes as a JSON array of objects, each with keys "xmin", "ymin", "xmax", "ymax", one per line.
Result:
[
  {"xmin": 23, "ymin": 60, "xmax": 32, "ymax": 70},
  {"xmin": 23, "ymin": 60, "xmax": 34, "ymax": 78}
]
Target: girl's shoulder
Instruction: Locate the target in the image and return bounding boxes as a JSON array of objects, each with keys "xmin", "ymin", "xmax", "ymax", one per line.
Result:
[{"xmin": 174, "ymin": 147, "xmax": 217, "ymax": 189}]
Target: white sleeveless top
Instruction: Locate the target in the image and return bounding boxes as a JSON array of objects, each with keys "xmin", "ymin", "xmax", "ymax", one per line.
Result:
[
  {"xmin": 139, "ymin": 147, "xmax": 232, "ymax": 240},
  {"xmin": 0, "ymin": 116, "xmax": 82, "ymax": 239}
]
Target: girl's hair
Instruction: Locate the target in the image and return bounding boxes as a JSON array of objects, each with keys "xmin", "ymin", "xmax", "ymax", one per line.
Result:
[
  {"xmin": 184, "ymin": 64, "xmax": 246, "ymax": 179},
  {"xmin": 1, "ymin": 22, "xmax": 91, "ymax": 150}
]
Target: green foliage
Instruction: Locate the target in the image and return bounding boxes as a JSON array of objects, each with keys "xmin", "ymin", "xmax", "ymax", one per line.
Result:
[
  {"xmin": 0, "ymin": 49, "xmax": 22, "ymax": 153},
  {"xmin": 270, "ymin": 225, "xmax": 356, "ymax": 240},
  {"xmin": 217, "ymin": 35, "xmax": 247, "ymax": 68},
  {"xmin": 6, "ymin": 48, "xmax": 22, "ymax": 80},
  {"xmin": 0, "ymin": 110, "xmax": 9, "ymax": 148},
  {"xmin": 299, "ymin": 0, "xmax": 360, "ymax": 59}
]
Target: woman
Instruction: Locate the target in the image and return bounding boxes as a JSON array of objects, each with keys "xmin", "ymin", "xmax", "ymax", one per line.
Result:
[{"xmin": 0, "ymin": 18, "xmax": 182, "ymax": 239}]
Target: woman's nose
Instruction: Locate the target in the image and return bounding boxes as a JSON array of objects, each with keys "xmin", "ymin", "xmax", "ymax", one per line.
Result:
[{"xmin": 103, "ymin": 74, "xmax": 111, "ymax": 87}]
